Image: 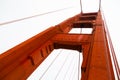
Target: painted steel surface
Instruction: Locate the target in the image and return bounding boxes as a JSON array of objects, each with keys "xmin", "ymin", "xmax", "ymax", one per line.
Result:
[{"xmin": 0, "ymin": 12, "xmax": 117, "ymax": 80}]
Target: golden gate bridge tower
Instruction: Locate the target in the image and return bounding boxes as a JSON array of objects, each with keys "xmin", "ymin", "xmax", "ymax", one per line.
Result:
[{"xmin": 0, "ymin": 0, "xmax": 119, "ymax": 80}]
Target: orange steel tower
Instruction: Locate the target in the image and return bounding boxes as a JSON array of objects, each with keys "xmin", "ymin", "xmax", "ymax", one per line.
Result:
[{"xmin": 0, "ymin": 3, "xmax": 119, "ymax": 80}]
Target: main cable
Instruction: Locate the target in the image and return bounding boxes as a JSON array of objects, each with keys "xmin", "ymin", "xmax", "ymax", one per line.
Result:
[{"xmin": 0, "ymin": 7, "xmax": 73, "ymax": 26}]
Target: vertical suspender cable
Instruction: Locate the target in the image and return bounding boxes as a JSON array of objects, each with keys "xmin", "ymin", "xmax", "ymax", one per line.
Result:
[
  {"xmin": 79, "ymin": 10, "xmax": 82, "ymax": 79},
  {"xmin": 80, "ymin": 28, "xmax": 82, "ymax": 34},
  {"xmin": 39, "ymin": 50, "xmax": 62, "ymax": 80},
  {"xmin": 71, "ymin": 58, "xmax": 77, "ymax": 80},
  {"xmin": 68, "ymin": 55, "xmax": 77, "ymax": 80},
  {"xmin": 63, "ymin": 55, "xmax": 75, "ymax": 80},
  {"xmin": 78, "ymin": 52, "xmax": 81, "ymax": 80},
  {"xmin": 71, "ymin": 54, "xmax": 79, "ymax": 80},
  {"xmin": 99, "ymin": 0, "xmax": 101, "ymax": 11},
  {"xmin": 54, "ymin": 52, "xmax": 70, "ymax": 80},
  {"xmin": 80, "ymin": 0, "xmax": 83, "ymax": 13}
]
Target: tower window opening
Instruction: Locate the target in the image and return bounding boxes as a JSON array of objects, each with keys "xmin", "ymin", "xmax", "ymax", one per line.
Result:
[{"xmin": 69, "ymin": 28, "xmax": 93, "ymax": 34}]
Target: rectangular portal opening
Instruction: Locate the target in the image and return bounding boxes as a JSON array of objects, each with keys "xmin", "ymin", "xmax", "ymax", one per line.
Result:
[
  {"xmin": 69, "ymin": 28, "xmax": 93, "ymax": 34},
  {"xmin": 28, "ymin": 49, "xmax": 83, "ymax": 80}
]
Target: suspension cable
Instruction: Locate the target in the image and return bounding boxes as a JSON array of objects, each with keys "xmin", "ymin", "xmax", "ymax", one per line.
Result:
[
  {"xmin": 99, "ymin": 0, "xmax": 101, "ymax": 11},
  {"xmin": 78, "ymin": 52, "xmax": 81, "ymax": 80},
  {"xmin": 71, "ymin": 54, "xmax": 79, "ymax": 80},
  {"xmin": 39, "ymin": 49, "xmax": 63, "ymax": 80},
  {"xmin": 80, "ymin": 28, "xmax": 82, "ymax": 34},
  {"xmin": 71, "ymin": 62, "xmax": 77, "ymax": 80},
  {"xmin": 63, "ymin": 54, "xmax": 75, "ymax": 80},
  {"xmin": 54, "ymin": 52, "xmax": 70, "ymax": 80},
  {"xmin": 0, "ymin": 7, "xmax": 73, "ymax": 26},
  {"xmin": 101, "ymin": 9, "xmax": 120, "ymax": 80},
  {"xmin": 80, "ymin": 0, "xmax": 83, "ymax": 13},
  {"xmin": 68, "ymin": 55, "xmax": 77, "ymax": 80}
]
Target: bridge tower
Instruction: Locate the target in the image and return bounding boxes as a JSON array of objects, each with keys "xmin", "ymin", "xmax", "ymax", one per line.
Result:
[{"xmin": 0, "ymin": 4, "xmax": 119, "ymax": 80}]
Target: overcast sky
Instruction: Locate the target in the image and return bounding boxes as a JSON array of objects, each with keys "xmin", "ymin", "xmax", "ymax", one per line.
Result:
[{"xmin": 0, "ymin": 0, "xmax": 119, "ymax": 80}]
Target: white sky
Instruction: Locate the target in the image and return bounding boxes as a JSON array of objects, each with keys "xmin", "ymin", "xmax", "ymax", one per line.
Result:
[
  {"xmin": 0, "ymin": 0, "xmax": 119, "ymax": 80},
  {"xmin": 27, "ymin": 49, "xmax": 82, "ymax": 80}
]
